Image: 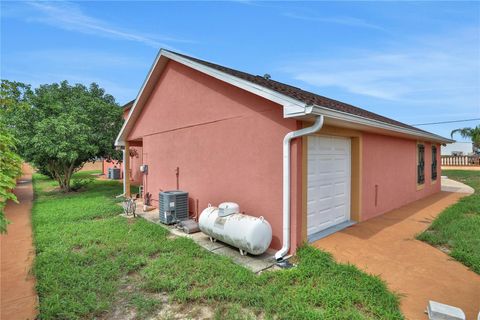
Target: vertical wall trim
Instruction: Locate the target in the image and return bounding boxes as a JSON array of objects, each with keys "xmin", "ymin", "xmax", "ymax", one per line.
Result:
[
  {"xmin": 301, "ymin": 135, "xmax": 308, "ymax": 243},
  {"xmin": 124, "ymin": 141, "xmax": 131, "ymax": 197},
  {"xmin": 351, "ymin": 135, "xmax": 362, "ymax": 221}
]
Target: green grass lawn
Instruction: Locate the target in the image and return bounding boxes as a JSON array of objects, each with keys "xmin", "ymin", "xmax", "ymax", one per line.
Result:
[
  {"xmin": 417, "ymin": 170, "xmax": 480, "ymax": 274},
  {"xmin": 32, "ymin": 172, "xmax": 403, "ymax": 319}
]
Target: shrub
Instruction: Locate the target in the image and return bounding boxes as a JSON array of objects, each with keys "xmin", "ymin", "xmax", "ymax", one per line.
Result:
[{"xmin": 0, "ymin": 125, "xmax": 22, "ymax": 233}]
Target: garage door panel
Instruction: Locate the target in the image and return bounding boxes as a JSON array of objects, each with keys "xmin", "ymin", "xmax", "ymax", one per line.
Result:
[
  {"xmin": 333, "ymin": 210, "xmax": 347, "ymax": 223},
  {"xmin": 308, "ymin": 208, "xmax": 332, "ymax": 228},
  {"xmin": 309, "ymin": 187, "xmax": 331, "ymax": 198},
  {"xmin": 308, "ymin": 162, "xmax": 335, "ymax": 175},
  {"xmin": 307, "ymin": 135, "xmax": 351, "ymax": 237},
  {"xmin": 307, "ymin": 220, "xmax": 330, "ymax": 235},
  {"xmin": 334, "ymin": 193, "xmax": 346, "ymax": 205},
  {"xmin": 313, "ymin": 156, "xmax": 336, "ymax": 171},
  {"xmin": 334, "ymin": 182, "xmax": 346, "ymax": 195},
  {"xmin": 308, "ymin": 172, "xmax": 332, "ymax": 181},
  {"xmin": 309, "ymin": 192, "xmax": 333, "ymax": 208},
  {"xmin": 308, "ymin": 184, "xmax": 332, "ymax": 195},
  {"xmin": 319, "ymin": 198, "xmax": 333, "ymax": 210},
  {"xmin": 334, "ymin": 204, "xmax": 348, "ymax": 217}
]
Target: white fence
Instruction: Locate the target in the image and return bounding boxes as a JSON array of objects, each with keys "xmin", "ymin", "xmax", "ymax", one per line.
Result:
[{"xmin": 441, "ymin": 155, "xmax": 480, "ymax": 166}]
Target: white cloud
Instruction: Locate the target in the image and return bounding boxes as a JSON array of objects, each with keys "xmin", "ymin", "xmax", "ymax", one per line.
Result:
[
  {"xmin": 14, "ymin": 49, "xmax": 147, "ymax": 69},
  {"xmin": 24, "ymin": 1, "xmax": 192, "ymax": 48},
  {"xmin": 2, "ymin": 47, "xmax": 151, "ymax": 103},
  {"xmin": 282, "ymin": 12, "xmax": 384, "ymax": 30},
  {"xmin": 278, "ymin": 28, "xmax": 480, "ymax": 112}
]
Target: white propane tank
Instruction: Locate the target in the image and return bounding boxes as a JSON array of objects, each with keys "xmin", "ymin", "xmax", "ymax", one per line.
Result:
[
  {"xmin": 218, "ymin": 202, "xmax": 240, "ymax": 217},
  {"xmin": 198, "ymin": 204, "xmax": 272, "ymax": 255}
]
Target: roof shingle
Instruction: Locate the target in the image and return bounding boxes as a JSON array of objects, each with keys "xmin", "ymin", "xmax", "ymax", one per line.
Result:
[{"xmin": 170, "ymin": 50, "xmax": 431, "ymax": 135}]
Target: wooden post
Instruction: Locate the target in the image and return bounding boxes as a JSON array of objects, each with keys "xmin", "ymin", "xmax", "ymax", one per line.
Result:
[{"xmin": 124, "ymin": 141, "xmax": 131, "ymax": 197}]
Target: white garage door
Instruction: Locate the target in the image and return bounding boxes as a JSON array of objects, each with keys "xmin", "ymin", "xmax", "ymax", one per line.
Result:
[{"xmin": 307, "ymin": 135, "xmax": 351, "ymax": 237}]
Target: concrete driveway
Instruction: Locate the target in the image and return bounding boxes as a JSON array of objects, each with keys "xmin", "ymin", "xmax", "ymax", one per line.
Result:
[{"xmin": 313, "ymin": 191, "xmax": 480, "ymax": 320}]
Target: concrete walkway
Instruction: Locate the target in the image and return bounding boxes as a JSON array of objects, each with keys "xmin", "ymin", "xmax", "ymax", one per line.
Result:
[
  {"xmin": 313, "ymin": 190, "xmax": 480, "ymax": 320},
  {"xmin": 441, "ymin": 176, "xmax": 475, "ymax": 194},
  {"xmin": 0, "ymin": 164, "xmax": 37, "ymax": 320}
]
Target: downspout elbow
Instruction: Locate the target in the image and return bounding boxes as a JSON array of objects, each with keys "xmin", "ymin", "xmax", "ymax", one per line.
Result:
[{"xmin": 275, "ymin": 115, "xmax": 324, "ymax": 262}]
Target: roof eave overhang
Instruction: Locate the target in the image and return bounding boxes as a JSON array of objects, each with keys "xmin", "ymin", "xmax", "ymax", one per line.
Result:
[
  {"xmin": 115, "ymin": 49, "xmax": 308, "ymax": 146},
  {"xmin": 285, "ymin": 105, "xmax": 454, "ymax": 144},
  {"xmin": 115, "ymin": 49, "xmax": 166, "ymax": 147}
]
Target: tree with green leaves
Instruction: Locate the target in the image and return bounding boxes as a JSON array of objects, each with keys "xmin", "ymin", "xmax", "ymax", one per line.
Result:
[
  {"xmin": 451, "ymin": 125, "xmax": 480, "ymax": 153},
  {"xmin": 1, "ymin": 80, "xmax": 123, "ymax": 191},
  {"xmin": 0, "ymin": 125, "xmax": 22, "ymax": 233}
]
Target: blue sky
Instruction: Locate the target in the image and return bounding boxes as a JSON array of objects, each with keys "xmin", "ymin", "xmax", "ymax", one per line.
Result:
[{"xmin": 1, "ymin": 1, "xmax": 479, "ymax": 140}]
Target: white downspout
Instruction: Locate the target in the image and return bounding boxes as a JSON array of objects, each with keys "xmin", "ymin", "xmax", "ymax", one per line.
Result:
[
  {"xmin": 275, "ymin": 115, "xmax": 324, "ymax": 261},
  {"xmin": 122, "ymin": 148, "xmax": 127, "ymax": 195}
]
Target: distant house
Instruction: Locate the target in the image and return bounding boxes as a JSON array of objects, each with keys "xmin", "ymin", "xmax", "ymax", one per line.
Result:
[
  {"xmin": 114, "ymin": 49, "xmax": 453, "ymax": 259},
  {"xmin": 441, "ymin": 142, "xmax": 474, "ymax": 156},
  {"xmin": 103, "ymin": 100, "xmax": 142, "ymax": 185}
]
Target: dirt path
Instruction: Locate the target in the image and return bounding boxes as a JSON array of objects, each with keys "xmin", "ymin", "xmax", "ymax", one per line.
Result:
[
  {"xmin": 0, "ymin": 164, "xmax": 37, "ymax": 320},
  {"xmin": 313, "ymin": 191, "xmax": 480, "ymax": 320}
]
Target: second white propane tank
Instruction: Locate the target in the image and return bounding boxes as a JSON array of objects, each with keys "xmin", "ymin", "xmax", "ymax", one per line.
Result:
[{"xmin": 198, "ymin": 204, "xmax": 272, "ymax": 255}]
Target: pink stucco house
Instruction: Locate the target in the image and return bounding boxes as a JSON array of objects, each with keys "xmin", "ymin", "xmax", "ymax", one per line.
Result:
[{"xmin": 115, "ymin": 49, "xmax": 452, "ymax": 260}]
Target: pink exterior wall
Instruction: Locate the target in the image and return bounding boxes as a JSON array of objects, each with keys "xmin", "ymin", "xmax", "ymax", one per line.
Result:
[
  {"xmin": 102, "ymin": 159, "xmax": 122, "ymax": 177},
  {"xmin": 129, "ymin": 147, "xmax": 143, "ymax": 185},
  {"xmin": 103, "ymin": 106, "xmax": 143, "ymax": 185},
  {"xmin": 361, "ymin": 132, "xmax": 441, "ymax": 220},
  {"xmin": 123, "ymin": 59, "xmax": 443, "ymax": 252},
  {"xmin": 102, "ymin": 147, "xmax": 143, "ymax": 185},
  {"xmin": 128, "ymin": 61, "xmax": 303, "ymax": 251}
]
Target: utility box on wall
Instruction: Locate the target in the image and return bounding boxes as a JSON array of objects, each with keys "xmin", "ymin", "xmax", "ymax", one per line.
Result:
[{"xmin": 159, "ymin": 191, "xmax": 189, "ymax": 224}]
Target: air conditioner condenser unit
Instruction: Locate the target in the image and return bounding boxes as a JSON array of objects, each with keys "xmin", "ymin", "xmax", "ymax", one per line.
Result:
[{"xmin": 159, "ymin": 191, "xmax": 189, "ymax": 224}]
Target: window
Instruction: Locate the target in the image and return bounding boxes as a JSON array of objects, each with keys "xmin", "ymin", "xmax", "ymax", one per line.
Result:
[
  {"xmin": 417, "ymin": 144, "xmax": 425, "ymax": 184},
  {"xmin": 432, "ymin": 146, "xmax": 438, "ymax": 180}
]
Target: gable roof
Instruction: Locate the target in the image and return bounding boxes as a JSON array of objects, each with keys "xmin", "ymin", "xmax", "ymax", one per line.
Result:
[
  {"xmin": 172, "ymin": 51, "xmax": 428, "ymax": 134},
  {"xmin": 115, "ymin": 49, "xmax": 453, "ymax": 146},
  {"xmin": 122, "ymin": 99, "xmax": 135, "ymax": 110}
]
